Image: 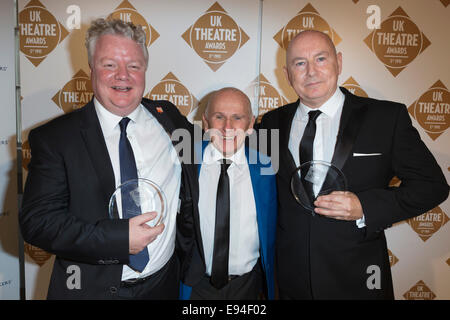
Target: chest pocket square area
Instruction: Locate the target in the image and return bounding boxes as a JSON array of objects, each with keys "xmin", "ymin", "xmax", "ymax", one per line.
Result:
[{"xmin": 353, "ymin": 152, "xmax": 382, "ymax": 157}]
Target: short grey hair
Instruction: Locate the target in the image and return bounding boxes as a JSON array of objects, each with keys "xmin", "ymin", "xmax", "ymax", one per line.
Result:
[
  {"xmin": 85, "ymin": 18, "xmax": 148, "ymax": 67},
  {"xmin": 205, "ymin": 87, "xmax": 253, "ymax": 118}
]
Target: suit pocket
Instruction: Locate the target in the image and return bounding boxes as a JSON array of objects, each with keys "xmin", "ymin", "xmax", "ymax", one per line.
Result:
[{"xmin": 353, "ymin": 152, "xmax": 382, "ymax": 157}]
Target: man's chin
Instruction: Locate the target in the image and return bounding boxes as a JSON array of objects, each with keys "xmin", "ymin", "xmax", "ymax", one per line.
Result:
[{"xmin": 211, "ymin": 139, "xmax": 239, "ymax": 157}]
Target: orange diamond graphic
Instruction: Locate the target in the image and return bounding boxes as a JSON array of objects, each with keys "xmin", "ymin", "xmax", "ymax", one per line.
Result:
[
  {"xmin": 408, "ymin": 80, "xmax": 449, "ymax": 141},
  {"xmin": 403, "ymin": 280, "xmax": 436, "ymax": 300},
  {"xmin": 108, "ymin": 0, "xmax": 159, "ymax": 47},
  {"xmin": 246, "ymin": 74, "xmax": 288, "ymax": 123},
  {"xmin": 387, "ymin": 249, "xmax": 399, "ymax": 267},
  {"xmin": 52, "ymin": 70, "xmax": 93, "ymax": 114},
  {"xmin": 407, "ymin": 206, "xmax": 449, "ymax": 242},
  {"xmin": 146, "ymin": 72, "xmax": 198, "ymax": 117},
  {"xmin": 182, "ymin": 2, "xmax": 249, "ymax": 72},
  {"xmin": 274, "ymin": 3, "xmax": 342, "ymax": 50},
  {"xmin": 341, "ymin": 77, "xmax": 368, "ymax": 98},
  {"xmin": 440, "ymin": 0, "xmax": 450, "ymax": 7},
  {"xmin": 19, "ymin": 0, "xmax": 69, "ymax": 67},
  {"xmin": 364, "ymin": 7, "xmax": 431, "ymax": 77},
  {"xmin": 24, "ymin": 242, "xmax": 52, "ymax": 266}
]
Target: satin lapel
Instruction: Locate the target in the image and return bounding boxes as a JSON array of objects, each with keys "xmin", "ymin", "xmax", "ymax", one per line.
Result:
[
  {"xmin": 279, "ymin": 101, "xmax": 300, "ymax": 180},
  {"xmin": 331, "ymin": 88, "xmax": 367, "ymax": 171},
  {"xmin": 246, "ymin": 147, "xmax": 264, "ymax": 241},
  {"xmin": 193, "ymin": 140, "xmax": 210, "ymax": 263},
  {"xmin": 142, "ymin": 99, "xmax": 176, "ymax": 135},
  {"xmin": 79, "ymin": 101, "xmax": 116, "ymax": 217}
]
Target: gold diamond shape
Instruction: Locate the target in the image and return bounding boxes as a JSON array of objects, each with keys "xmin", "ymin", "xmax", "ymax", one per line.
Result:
[
  {"xmin": 363, "ymin": 7, "xmax": 430, "ymax": 77},
  {"xmin": 108, "ymin": 0, "xmax": 159, "ymax": 47},
  {"xmin": 341, "ymin": 77, "xmax": 368, "ymax": 98},
  {"xmin": 146, "ymin": 72, "xmax": 198, "ymax": 117},
  {"xmin": 407, "ymin": 80, "xmax": 449, "ymax": 141},
  {"xmin": 403, "ymin": 280, "xmax": 436, "ymax": 300},
  {"xmin": 407, "ymin": 206, "xmax": 449, "ymax": 242},
  {"xmin": 182, "ymin": 2, "xmax": 249, "ymax": 72},
  {"xmin": 273, "ymin": 3, "xmax": 342, "ymax": 50},
  {"xmin": 19, "ymin": 0, "xmax": 69, "ymax": 67},
  {"xmin": 387, "ymin": 249, "xmax": 399, "ymax": 267},
  {"xmin": 52, "ymin": 70, "xmax": 93, "ymax": 114}
]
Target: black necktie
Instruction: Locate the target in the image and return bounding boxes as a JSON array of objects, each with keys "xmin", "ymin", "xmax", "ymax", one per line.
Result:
[
  {"xmin": 299, "ymin": 110, "xmax": 321, "ymax": 204},
  {"xmin": 210, "ymin": 159, "xmax": 232, "ymax": 289},
  {"xmin": 119, "ymin": 117, "xmax": 149, "ymax": 272},
  {"xmin": 299, "ymin": 110, "xmax": 322, "ymax": 165}
]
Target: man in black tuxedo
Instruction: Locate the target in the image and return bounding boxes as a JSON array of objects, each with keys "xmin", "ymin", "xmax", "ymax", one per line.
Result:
[
  {"xmin": 20, "ymin": 19, "xmax": 197, "ymax": 299},
  {"xmin": 259, "ymin": 30, "xmax": 448, "ymax": 299}
]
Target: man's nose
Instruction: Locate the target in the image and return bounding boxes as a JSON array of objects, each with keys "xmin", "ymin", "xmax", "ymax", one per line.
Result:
[
  {"xmin": 224, "ymin": 118, "xmax": 234, "ymax": 130},
  {"xmin": 306, "ymin": 62, "xmax": 317, "ymax": 77},
  {"xmin": 115, "ymin": 65, "xmax": 129, "ymax": 80}
]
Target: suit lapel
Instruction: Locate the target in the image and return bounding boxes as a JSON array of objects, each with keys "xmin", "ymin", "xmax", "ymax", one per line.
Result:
[
  {"xmin": 142, "ymin": 99, "xmax": 177, "ymax": 134},
  {"xmin": 279, "ymin": 100, "xmax": 300, "ymax": 180},
  {"xmin": 331, "ymin": 88, "xmax": 367, "ymax": 171},
  {"xmin": 246, "ymin": 147, "xmax": 263, "ymax": 230},
  {"xmin": 79, "ymin": 101, "xmax": 116, "ymax": 216}
]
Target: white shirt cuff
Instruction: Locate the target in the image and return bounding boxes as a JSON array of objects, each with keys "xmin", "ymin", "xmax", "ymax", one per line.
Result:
[{"xmin": 356, "ymin": 215, "xmax": 366, "ymax": 228}]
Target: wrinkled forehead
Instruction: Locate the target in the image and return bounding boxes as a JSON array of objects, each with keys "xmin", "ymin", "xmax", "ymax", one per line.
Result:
[
  {"xmin": 207, "ymin": 89, "xmax": 252, "ymax": 117},
  {"xmin": 286, "ymin": 31, "xmax": 336, "ymax": 60}
]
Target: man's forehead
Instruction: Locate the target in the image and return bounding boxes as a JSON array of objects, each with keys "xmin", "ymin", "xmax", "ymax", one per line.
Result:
[
  {"xmin": 209, "ymin": 106, "xmax": 248, "ymax": 115},
  {"xmin": 287, "ymin": 31, "xmax": 336, "ymax": 55}
]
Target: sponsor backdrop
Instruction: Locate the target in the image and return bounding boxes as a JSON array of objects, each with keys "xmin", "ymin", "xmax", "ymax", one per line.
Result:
[
  {"xmin": 0, "ymin": 0, "xmax": 447, "ymax": 299},
  {"xmin": 0, "ymin": 0, "xmax": 20, "ymax": 300}
]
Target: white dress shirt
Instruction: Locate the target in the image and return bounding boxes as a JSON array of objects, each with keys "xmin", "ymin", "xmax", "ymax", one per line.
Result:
[
  {"xmin": 94, "ymin": 98, "xmax": 181, "ymax": 280},
  {"xmin": 288, "ymin": 89, "xmax": 365, "ymax": 227},
  {"xmin": 199, "ymin": 143, "xmax": 260, "ymax": 276}
]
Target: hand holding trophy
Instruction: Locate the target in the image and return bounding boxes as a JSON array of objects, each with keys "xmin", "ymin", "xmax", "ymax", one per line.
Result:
[
  {"xmin": 290, "ymin": 160, "xmax": 347, "ymax": 215},
  {"xmin": 109, "ymin": 178, "xmax": 166, "ymax": 226},
  {"xmin": 109, "ymin": 178, "xmax": 166, "ymax": 271}
]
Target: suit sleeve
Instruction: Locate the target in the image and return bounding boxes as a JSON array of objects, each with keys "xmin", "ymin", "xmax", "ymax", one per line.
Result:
[
  {"xmin": 20, "ymin": 128, "xmax": 129, "ymax": 265},
  {"xmin": 357, "ymin": 104, "xmax": 449, "ymax": 234}
]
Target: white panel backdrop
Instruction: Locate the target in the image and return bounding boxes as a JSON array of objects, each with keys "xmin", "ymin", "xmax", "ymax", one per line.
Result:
[
  {"xmin": 0, "ymin": 0, "xmax": 20, "ymax": 300},
  {"xmin": 5, "ymin": 0, "xmax": 449, "ymax": 299}
]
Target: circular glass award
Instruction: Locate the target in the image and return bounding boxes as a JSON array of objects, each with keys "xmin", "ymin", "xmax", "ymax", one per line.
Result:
[
  {"xmin": 109, "ymin": 178, "xmax": 166, "ymax": 227},
  {"xmin": 290, "ymin": 160, "xmax": 347, "ymax": 213}
]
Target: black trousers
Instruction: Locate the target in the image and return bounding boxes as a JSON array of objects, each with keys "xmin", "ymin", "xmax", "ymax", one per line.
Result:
[
  {"xmin": 117, "ymin": 252, "xmax": 180, "ymax": 300},
  {"xmin": 190, "ymin": 260, "xmax": 263, "ymax": 300}
]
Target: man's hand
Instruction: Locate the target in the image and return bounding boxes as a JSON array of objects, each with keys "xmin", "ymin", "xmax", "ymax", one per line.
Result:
[
  {"xmin": 128, "ymin": 212, "xmax": 164, "ymax": 255},
  {"xmin": 314, "ymin": 191, "xmax": 363, "ymax": 221}
]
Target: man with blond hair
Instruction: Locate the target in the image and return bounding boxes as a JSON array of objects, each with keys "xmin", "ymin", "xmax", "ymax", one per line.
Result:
[{"xmin": 20, "ymin": 18, "xmax": 196, "ymax": 299}]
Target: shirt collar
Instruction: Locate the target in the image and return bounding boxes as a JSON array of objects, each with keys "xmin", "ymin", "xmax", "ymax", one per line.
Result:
[
  {"xmin": 297, "ymin": 87, "xmax": 345, "ymax": 120},
  {"xmin": 203, "ymin": 142, "xmax": 247, "ymax": 169},
  {"xmin": 94, "ymin": 97, "xmax": 146, "ymax": 136}
]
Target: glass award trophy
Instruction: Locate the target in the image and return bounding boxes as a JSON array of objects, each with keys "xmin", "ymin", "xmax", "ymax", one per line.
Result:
[
  {"xmin": 290, "ymin": 160, "xmax": 347, "ymax": 215},
  {"xmin": 109, "ymin": 178, "xmax": 166, "ymax": 227}
]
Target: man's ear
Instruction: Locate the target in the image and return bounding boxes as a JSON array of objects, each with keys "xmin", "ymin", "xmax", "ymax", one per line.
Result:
[
  {"xmin": 283, "ymin": 66, "xmax": 292, "ymax": 86},
  {"xmin": 337, "ymin": 52, "xmax": 343, "ymax": 75},
  {"xmin": 202, "ymin": 113, "xmax": 209, "ymax": 131},
  {"xmin": 246, "ymin": 116, "xmax": 256, "ymax": 135}
]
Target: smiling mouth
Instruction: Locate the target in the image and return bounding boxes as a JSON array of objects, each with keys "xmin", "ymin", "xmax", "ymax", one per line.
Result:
[
  {"xmin": 111, "ymin": 86, "xmax": 132, "ymax": 92},
  {"xmin": 305, "ymin": 81, "xmax": 321, "ymax": 87}
]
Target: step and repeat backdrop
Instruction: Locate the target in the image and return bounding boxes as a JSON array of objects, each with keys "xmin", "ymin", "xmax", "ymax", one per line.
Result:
[
  {"xmin": 0, "ymin": 0, "xmax": 20, "ymax": 300},
  {"xmin": 0, "ymin": 0, "xmax": 448, "ymax": 299}
]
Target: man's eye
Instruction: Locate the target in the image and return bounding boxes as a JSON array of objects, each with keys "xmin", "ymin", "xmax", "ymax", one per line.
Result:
[
  {"xmin": 317, "ymin": 56, "xmax": 326, "ymax": 62},
  {"xmin": 295, "ymin": 61, "xmax": 305, "ymax": 66}
]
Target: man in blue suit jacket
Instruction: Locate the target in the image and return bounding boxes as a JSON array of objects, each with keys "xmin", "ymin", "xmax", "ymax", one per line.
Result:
[{"xmin": 180, "ymin": 87, "xmax": 277, "ymax": 299}]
